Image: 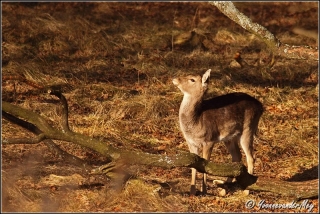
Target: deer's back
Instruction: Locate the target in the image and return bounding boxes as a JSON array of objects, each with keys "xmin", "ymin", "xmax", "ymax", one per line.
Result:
[
  {"xmin": 201, "ymin": 92, "xmax": 263, "ymax": 112},
  {"xmin": 200, "ymin": 92, "xmax": 263, "ymax": 123},
  {"xmin": 188, "ymin": 92, "xmax": 263, "ymax": 143}
]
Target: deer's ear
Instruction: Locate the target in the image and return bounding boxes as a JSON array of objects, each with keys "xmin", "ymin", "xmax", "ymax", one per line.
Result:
[{"xmin": 202, "ymin": 69, "xmax": 211, "ymax": 86}]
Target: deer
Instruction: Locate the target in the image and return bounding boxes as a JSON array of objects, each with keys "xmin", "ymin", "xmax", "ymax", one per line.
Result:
[{"xmin": 172, "ymin": 69, "xmax": 263, "ymax": 195}]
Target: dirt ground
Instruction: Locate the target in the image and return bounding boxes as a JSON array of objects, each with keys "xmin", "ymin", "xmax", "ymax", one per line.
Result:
[{"xmin": 1, "ymin": 2, "xmax": 319, "ymax": 212}]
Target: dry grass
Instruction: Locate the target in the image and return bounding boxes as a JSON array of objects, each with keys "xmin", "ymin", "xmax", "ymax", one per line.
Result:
[{"xmin": 2, "ymin": 2, "xmax": 318, "ymax": 212}]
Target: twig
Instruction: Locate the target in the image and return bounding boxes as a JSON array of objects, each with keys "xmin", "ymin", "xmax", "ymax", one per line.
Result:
[{"xmin": 48, "ymin": 89, "xmax": 71, "ymax": 133}]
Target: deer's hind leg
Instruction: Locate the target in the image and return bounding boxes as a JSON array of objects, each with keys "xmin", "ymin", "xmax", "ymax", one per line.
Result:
[
  {"xmin": 239, "ymin": 128, "xmax": 255, "ymax": 175},
  {"xmin": 240, "ymin": 112, "xmax": 260, "ymax": 175}
]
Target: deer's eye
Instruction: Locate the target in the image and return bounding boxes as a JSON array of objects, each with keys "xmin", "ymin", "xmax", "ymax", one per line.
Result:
[{"xmin": 190, "ymin": 79, "xmax": 195, "ymax": 82}]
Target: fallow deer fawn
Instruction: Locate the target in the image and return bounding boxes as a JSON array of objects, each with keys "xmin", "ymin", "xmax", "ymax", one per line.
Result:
[{"xmin": 172, "ymin": 69, "xmax": 263, "ymax": 195}]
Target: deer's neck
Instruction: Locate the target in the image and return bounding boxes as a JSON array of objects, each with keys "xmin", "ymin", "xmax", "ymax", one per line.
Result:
[{"xmin": 179, "ymin": 94, "xmax": 202, "ymax": 126}]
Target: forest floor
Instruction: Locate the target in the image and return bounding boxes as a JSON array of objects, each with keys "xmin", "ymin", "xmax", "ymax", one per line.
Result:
[{"xmin": 1, "ymin": 2, "xmax": 319, "ymax": 212}]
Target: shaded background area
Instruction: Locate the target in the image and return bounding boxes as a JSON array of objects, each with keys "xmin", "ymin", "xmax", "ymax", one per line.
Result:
[{"xmin": 2, "ymin": 2, "xmax": 318, "ymax": 212}]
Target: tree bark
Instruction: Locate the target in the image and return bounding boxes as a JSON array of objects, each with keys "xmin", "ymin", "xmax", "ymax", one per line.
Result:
[
  {"xmin": 210, "ymin": 1, "xmax": 318, "ymax": 61},
  {"xmin": 1, "ymin": 94, "xmax": 318, "ymax": 199}
]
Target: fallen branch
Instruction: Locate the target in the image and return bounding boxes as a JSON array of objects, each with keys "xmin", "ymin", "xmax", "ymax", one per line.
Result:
[
  {"xmin": 1, "ymin": 91, "xmax": 318, "ymax": 199},
  {"xmin": 2, "ymin": 99, "xmax": 245, "ymax": 175}
]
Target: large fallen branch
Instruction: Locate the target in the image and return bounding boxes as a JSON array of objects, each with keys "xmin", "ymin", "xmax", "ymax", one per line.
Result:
[
  {"xmin": 210, "ymin": 1, "xmax": 318, "ymax": 61},
  {"xmin": 1, "ymin": 91, "xmax": 318, "ymax": 199}
]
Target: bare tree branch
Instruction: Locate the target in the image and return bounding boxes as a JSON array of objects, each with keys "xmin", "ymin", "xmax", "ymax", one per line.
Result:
[
  {"xmin": 210, "ymin": 1, "xmax": 318, "ymax": 61},
  {"xmin": 210, "ymin": 1, "xmax": 280, "ymax": 49}
]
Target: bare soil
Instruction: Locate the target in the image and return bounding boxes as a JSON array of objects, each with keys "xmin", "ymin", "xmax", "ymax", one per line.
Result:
[{"xmin": 1, "ymin": 2, "xmax": 318, "ymax": 212}]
